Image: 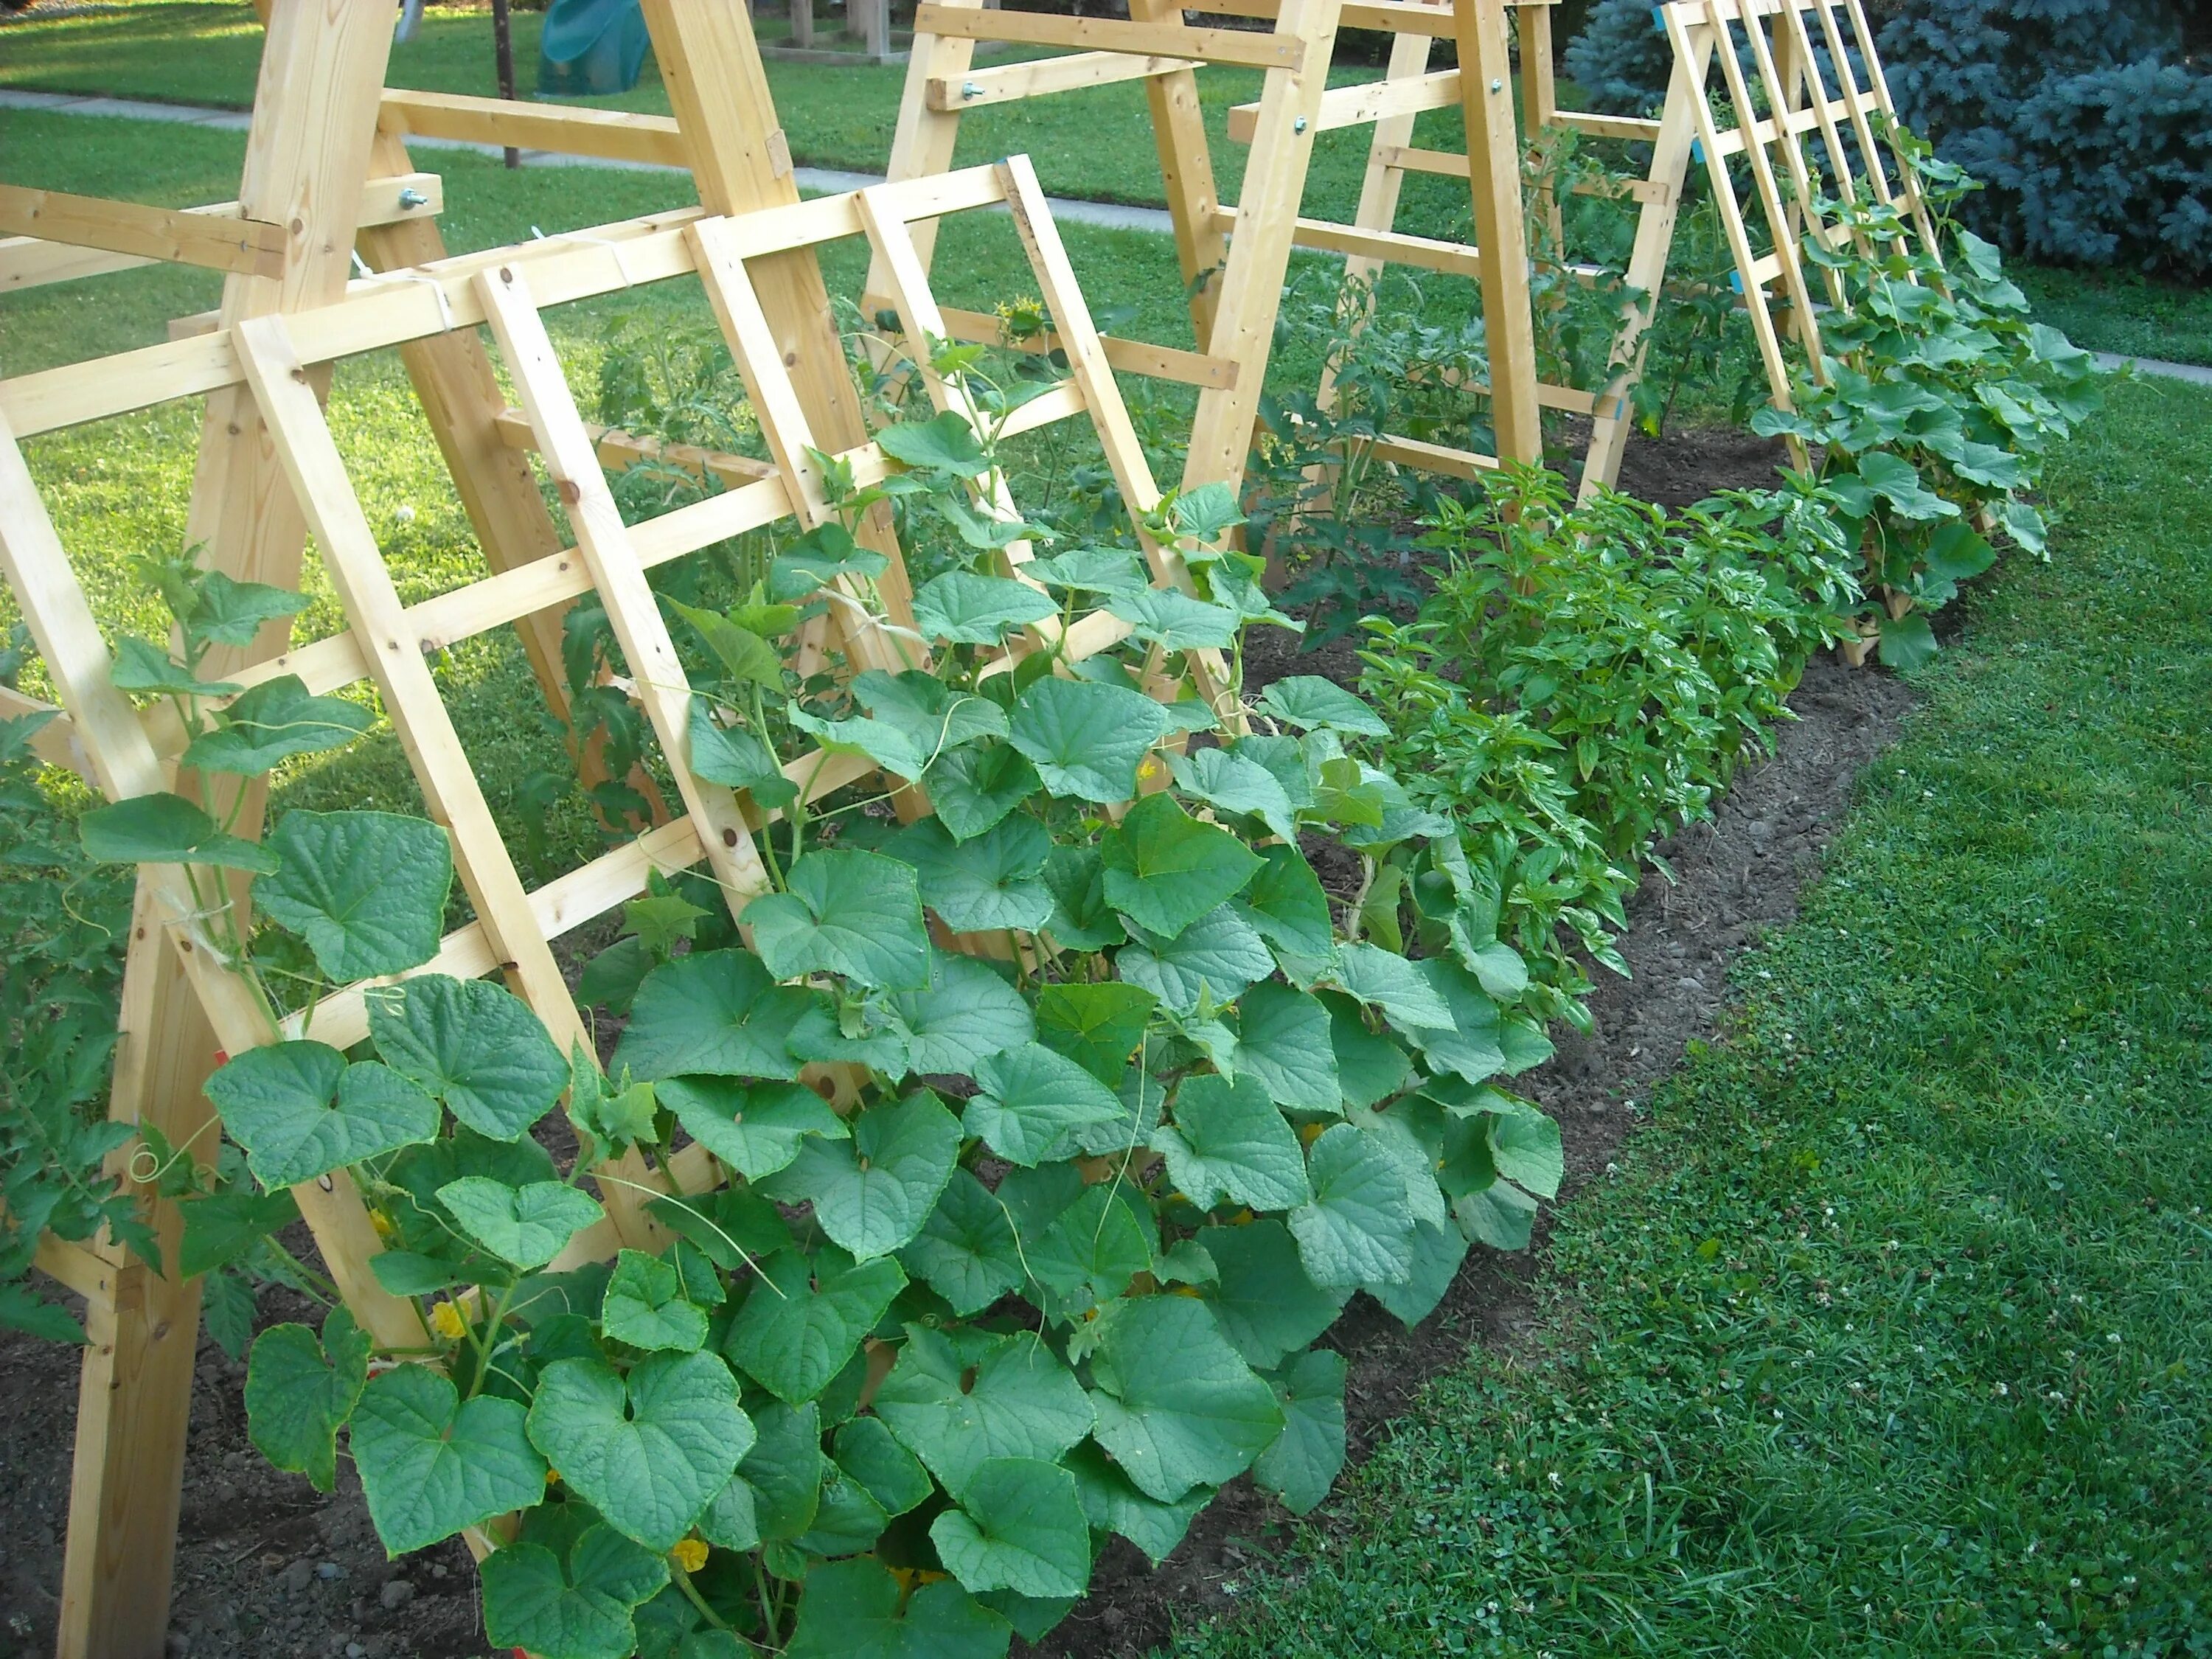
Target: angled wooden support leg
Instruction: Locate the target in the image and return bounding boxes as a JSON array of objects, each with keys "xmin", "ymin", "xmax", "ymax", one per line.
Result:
[{"xmin": 53, "ymin": 7, "xmax": 401, "ymax": 1655}]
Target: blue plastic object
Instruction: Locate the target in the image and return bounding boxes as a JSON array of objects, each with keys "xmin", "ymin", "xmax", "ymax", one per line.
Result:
[{"xmin": 538, "ymin": 0, "xmax": 649, "ymax": 97}]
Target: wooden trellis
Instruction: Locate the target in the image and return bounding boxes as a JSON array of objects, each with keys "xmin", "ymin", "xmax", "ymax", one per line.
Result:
[
  {"xmin": 882, "ymin": 0, "xmax": 1562, "ymax": 504},
  {"xmin": 0, "ymin": 5, "xmax": 1231, "ymax": 1655},
  {"xmin": 883, "ymin": 0, "xmax": 1717, "ymax": 504},
  {"xmin": 1659, "ymin": 0, "xmax": 1939, "ymax": 420}
]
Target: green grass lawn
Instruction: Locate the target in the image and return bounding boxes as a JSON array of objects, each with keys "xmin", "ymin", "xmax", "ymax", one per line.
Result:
[{"xmin": 1169, "ymin": 371, "xmax": 2212, "ymax": 1658}]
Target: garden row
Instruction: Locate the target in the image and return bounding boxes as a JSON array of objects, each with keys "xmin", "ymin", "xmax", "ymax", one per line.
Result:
[{"xmin": 0, "ymin": 149, "xmax": 2097, "ymax": 1658}]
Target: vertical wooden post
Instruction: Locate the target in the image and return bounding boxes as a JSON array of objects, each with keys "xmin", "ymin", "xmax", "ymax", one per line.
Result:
[
  {"xmin": 54, "ymin": 10, "xmax": 401, "ymax": 1656},
  {"xmin": 1578, "ymin": 48, "xmax": 1701, "ymax": 498},
  {"xmin": 1176, "ymin": 0, "xmax": 1345, "ymax": 493},
  {"xmin": 1130, "ymin": 0, "xmax": 1233, "ymax": 350},
  {"xmin": 1456, "ymin": 0, "xmax": 1543, "ymax": 464},
  {"xmin": 790, "ymin": 0, "xmax": 815, "ymax": 49},
  {"xmin": 640, "ymin": 0, "xmax": 916, "ymax": 628}
]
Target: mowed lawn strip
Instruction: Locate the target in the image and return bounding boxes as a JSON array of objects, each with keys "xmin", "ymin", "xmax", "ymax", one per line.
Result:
[{"xmin": 1168, "ymin": 372, "xmax": 2212, "ymax": 1658}]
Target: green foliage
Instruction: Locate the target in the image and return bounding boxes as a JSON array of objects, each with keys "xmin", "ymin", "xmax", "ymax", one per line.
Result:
[
  {"xmin": 1750, "ymin": 149, "xmax": 2103, "ymax": 664},
  {"xmin": 1167, "ymin": 377, "xmax": 2212, "ymax": 1659},
  {"xmin": 1359, "ymin": 466, "xmax": 1858, "ymax": 1020},
  {"xmin": 0, "ymin": 701, "xmax": 138, "ymax": 1343},
  {"xmin": 55, "ymin": 355, "xmax": 1564, "ymax": 1657}
]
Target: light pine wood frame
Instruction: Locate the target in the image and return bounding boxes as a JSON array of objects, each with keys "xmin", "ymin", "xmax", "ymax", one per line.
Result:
[
  {"xmin": 877, "ymin": 0, "xmax": 1558, "ymax": 521},
  {"xmin": 1658, "ymin": 0, "xmax": 1939, "ymax": 426},
  {"xmin": 1, "ymin": 150, "xmax": 1239, "ymax": 1655}
]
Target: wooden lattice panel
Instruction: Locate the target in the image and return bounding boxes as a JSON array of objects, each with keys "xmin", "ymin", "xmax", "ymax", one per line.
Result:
[
  {"xmin": 0, "ymin": 160, "xmax": 1236, "ymax": 1339},
  {"xmin": 1661, "ymin": 0, "xmax": 1940, "ymax": 412}
]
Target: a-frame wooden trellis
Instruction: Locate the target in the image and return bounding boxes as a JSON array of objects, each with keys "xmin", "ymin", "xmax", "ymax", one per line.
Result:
[
  {"xmin": 0, "ymin": 5, "xmax": 1232, "ymax": 1654},
  {"xmin": 880, "ymin": 0, "xmax": 1562, "ymax": 508},
  {"xmin": 1658, "ymin": 0, "xmax": 1939, "ymax": 423},
  {"xmin": 1220, "ymin": 0, "xmax": 1704, "ymax": 497}
]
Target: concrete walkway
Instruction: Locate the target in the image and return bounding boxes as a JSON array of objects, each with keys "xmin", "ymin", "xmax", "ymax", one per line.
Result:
[{"xmin": 9, "ymin": 85, "xmax": 2212, "ymax": 389}]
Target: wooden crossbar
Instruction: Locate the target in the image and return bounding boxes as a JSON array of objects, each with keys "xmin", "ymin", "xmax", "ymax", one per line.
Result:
[
  {"xmin": 378, "ymin": 87, "xmax": 689, "ymax": 167},
  {"xmin": 0, "ymin": 173, "xmax": 443, "ymax": 293},
  {"xmin": 910, "ymin": 4, "xmax": 1304, "ymax": 67},
  {"xmin": 924, "ymin": 49, "xmax": 1187, "ymax": 109},
  {"xmin": 0, "ymin": 184, "xmax": 288, "ymax": 279}
]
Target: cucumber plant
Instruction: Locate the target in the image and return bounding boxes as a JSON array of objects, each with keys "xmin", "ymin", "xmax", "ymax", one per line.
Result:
[
  {"xmin": 74, "ymin": 363, "xmax": 1566, "ymax": 1658},
  {"xmin": 1750, "ymin": 128, "xmax": 2104, "ymax": 667}
]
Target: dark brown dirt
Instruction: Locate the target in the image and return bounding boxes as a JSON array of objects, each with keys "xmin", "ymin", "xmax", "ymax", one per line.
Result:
[{"xmin": 0, "ymin": 422, "xmax": 1891, "ymax": 1659}]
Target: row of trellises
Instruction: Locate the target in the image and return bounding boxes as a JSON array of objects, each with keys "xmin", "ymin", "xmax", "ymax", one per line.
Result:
[{"xmin": 1567, "ymin": 0, "xmax": 2212, "ymax": 278}]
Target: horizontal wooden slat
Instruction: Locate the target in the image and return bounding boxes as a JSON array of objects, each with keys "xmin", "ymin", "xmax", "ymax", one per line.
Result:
[
  {"xmin": 0, "ymin": 685, "xmax": 93, "ymax": 777},
  {"xmin": 378, "ymin": 88, "xmax": 689, "ymax": 167},
  {"xmin": 1227, "ymin": 69, "xmax": 1458, "ymax": 143},
  {"xmin": 1, "ymin": 173, "xmax": 444, "ymax": 294},
  {"xmin": 913, "ymin": 4, "xmax": 1302, "ymax": 68},
  {"xmin": 0, "ymin": 167, "xmax": 1020, "ymax": 440},
  {"xmin": 490, "ymin": 408, "xmax": 778, "ymax": 486},
  {"xmin": 1211, "ymin": 204, "xmax": 1481, "ymax": 279},
  {"xmin": 34, "ymin": 1232, "xmax": 115, "ymax": 1302},
  {"xmin": 913, "ymin": 303, "xmax": 1239, "ymax": 391},
  {"xmin": 925, "ymin": 49, "xmax": 1185, "ymax": 110},
  {"xmin": 0, "ymin": 184, "xmax": 287, "ymax": 279},
  {"xmin": 1554, "ymin": 108, "xmax": 1665, "ymax": 142},
  {"xmin": 1363, "ymin": 431, "xmax": 1503, "ymax": 480},
  {"xmin": 1203, "ymin": 0, "xmax": 1552, "ymax": 37}
]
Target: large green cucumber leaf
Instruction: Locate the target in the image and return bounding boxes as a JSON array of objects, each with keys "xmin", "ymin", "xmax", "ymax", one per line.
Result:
[
  {"xmin": 1020, "ymin": 1182, "xmax": 1153, "ymax": 1318},
  {"xmin": 872, "ymin": 947, "xmax": 1033, "ymax": 1077},
  {"xmin": 255, "ymin": 810, "xmax": 452, "ymax": 981},
  {"xmin": 1290, "ymin": 1122, "xmax": 1416, "ymax": 1289},
  {"xmin": 436, "ymin": 1176, "xmax": 602, "ymax": 1270},
  {"xmin": 601, "ymin": 1248, "xmax": 710, "ymax": 1352},
  {"xmin": 1487, "ymin": 1101, "xmax": 1564, "ymax": 1198},
  {"xmin": 783, "ymin": 1558, "xmax": 1012, "ymax": 1659},
  {"xmin": 1086, "ymin": 1296, "xmax": 1282, "ymax": 1501},
  {"xmin": 1033, "ymin": 981, "xmax": 1156, "ymax": 1085},
  {"xmin": 714, "ymin": 1399, "xmax": 825, "ymax": 1545},
  {"xmin": 1151, "ymin": 1071, "xmax": 1310, "ymax": 1212},
  {"xmin": 203, "ymin": 1042, "xmax": 439, "ymax": 1190},
  {"xmin": 1329, "ymin": 942, "xmax": 1453, "ymax": 1029},
  {"xmin": 898, "ymin": 1169, "xmax": 1025, "ymax": 1315},
  {"xmin": 724, "ymin": 1247, "xmax": 905, "ymax": 1405},
  {"xmin": 912, "ymin": 571, "xmax": 1058, "ymax": 646},
  {"xmin": 1253, "ymin": 675, "xmax": 1389, "ymax": 737},
  {"xmin": 1169, "ymin": 746, "xmax": 1298, "ymax": 841},
  {"xmin": 855, "ymin": 669, "xmax": 1009, "ymax": 754},
  {"xmin": 526, "ymin": 1351, "xmax": 754, "ymax": 1551},
  {"xmin": 1116, "ymin": 904, "xmax": 1273, "ymax": 1015},
  {"xmin": 1231, "ymin": 981, "xmax": 1340, "ymax": 1114},
  {"xmin": 1197, "ymin": 1219, "xmax": 1349, "ymax": 1368},
  {"xmin": 746, "ymin": 849, "xmax": 930, "ymax": 992},
  {"xmin": 925, "ymin": 741, "xmax": 1040, "ymax": 844},
  {"xmin": 1065, "ymin": 1441, "xmax": 1209, "ymax": 1563},
  {"xmin": 758, "ymin": 1090, "xmax": 961, "ymax": 1260},
  {"xmin": 365, "ymin": 972, "xmax": 567, "ymax": 1140},
  {"xmin": 480, "ymin": 1526, "xmax": 669, "ymax": 1659},
  {"xmin": 1368, "ymin": 1218, "xmax": 1469, "ymax": 1327},
  {"xmin": 78, "ymin": 790, "xmax": 274, "ymax": 873},
  {"xmin": 658, "ymin": 1076, "xmax": 847, "ymax": 1183},
  {"xmin": 835, "ymin": 1415, "xmax": 933, "ymax": 1517},
  {"xmin": 1455, "ymin": 1178, "xmax": 1539, "ymax": 1251},
  {"xmin": 351, "ymin": 1363, "xmax": 548, "ymax": 1554},
  {"xmin": 1252, "ymin": 1347, "xmax": 1346, "ymax": 1515},
  {"xmin": 1397, "ymin": 959, "xmax": 1508, "ymax": 1085},
  {"xmin": 874, "ymin": 1324, "xmax": 1093, "ymax": 1498},
  {"xmin": 609, "ymin": 949, "xmax": 810, "ymax": 1082},
  {"xmin": 1321, "ymin": 990, "xmax": 1411, "ymax": 1109},
  {"xmin": 964, "ymin": 1043, "xmax": 1124, "ymax": 1166},
  {"xmin": 890, "ymin": 814, "xmax": 1052, "ymax": 934},
  {"xmin": 1009, "ymin": 677, "xmax": 1171, "ymax": 803},
  {"xmin": 1234, "ymin": 843, "xmax": 1336, "ymax": 970},
  {"xmin": 1106, "ymin": 587, "xmax": 1240, "ymax": 651},
  {"xmin": 1100, "ymin": 793, "xmax": 1262, "ymax": 941},
  {"xmin": 1039, "ymin": 844, "xmax": 1125, "ymax": 950},
  {"xmin": 180, "ymin": 674, "xmax": 370, "ymax": 775},
  {"xmin": 243, "ymin": 1307, "xmax": 368, "ymax": 1492},
  {"xmin": 931, "ymin": 1456, "xmax": 1091, "ymax": 1599}
]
